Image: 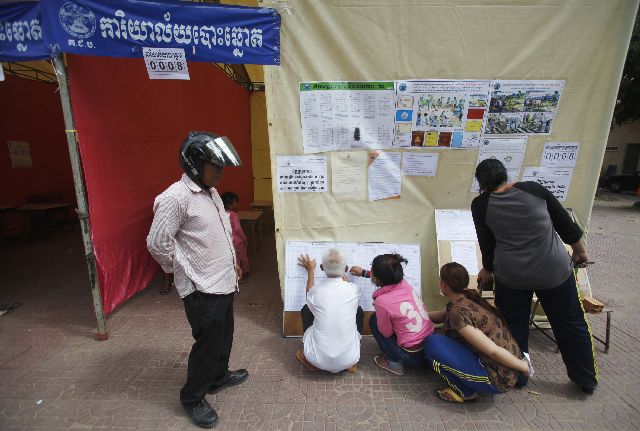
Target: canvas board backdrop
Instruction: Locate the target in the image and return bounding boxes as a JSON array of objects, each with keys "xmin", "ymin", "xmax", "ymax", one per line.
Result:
[{"xmin": 264, "ymin": 0, "xmax": 638, "ymax": 312}]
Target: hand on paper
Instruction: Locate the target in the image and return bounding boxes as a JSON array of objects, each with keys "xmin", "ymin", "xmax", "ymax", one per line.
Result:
[
  {"xmin": 349, "ymin": 266, "xmax": 364, "ymax": 276},
  {"xmin": 477, "ymin": 267, "xmax": 494, "ymax": 287},
  {"xmin": 297, "ymin": 254, "xmax": 316, "ymax": 273}
]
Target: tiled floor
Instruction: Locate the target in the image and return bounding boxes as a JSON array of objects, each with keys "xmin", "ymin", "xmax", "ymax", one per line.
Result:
[{"xmin": 1, "ymin": 192, "xmax": 639, "ymax": 430}]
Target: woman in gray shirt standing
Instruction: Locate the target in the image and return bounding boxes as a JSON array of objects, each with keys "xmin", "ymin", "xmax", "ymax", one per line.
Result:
[{"xmin": 471, "ymin": 159, "xmax": 598, "ymax": 394}]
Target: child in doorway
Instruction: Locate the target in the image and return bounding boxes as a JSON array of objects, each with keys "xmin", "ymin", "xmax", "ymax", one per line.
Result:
[{"xmin": 222, "ymin": 192, "xmax": 250, "ymax": 280}]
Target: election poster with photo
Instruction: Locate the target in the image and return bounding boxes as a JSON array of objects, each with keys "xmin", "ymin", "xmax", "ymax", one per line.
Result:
[{"xmin": 484, "ymin": 80, "xmax": 564, "ymax": 135}]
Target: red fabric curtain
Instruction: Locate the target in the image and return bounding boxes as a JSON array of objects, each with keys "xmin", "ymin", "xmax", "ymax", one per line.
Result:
[
  {"xmin": 0, "ymin": 75, "xmax": 75, "ymax": 208},
  {"xmin": 66, "ymin": 55, "xmax": 253, "ymax": 314}
]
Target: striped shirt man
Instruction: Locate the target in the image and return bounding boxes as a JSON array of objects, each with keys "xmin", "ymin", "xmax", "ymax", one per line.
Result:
[{"xmin": 147, "ymin": 174, "xmax": 237, "ymax": 298}]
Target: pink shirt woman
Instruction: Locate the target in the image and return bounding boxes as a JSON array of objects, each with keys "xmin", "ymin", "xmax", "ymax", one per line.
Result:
[
  {"xmin": 351, "ymin": 254, "xmax": 434, "ymax": 375},
  {"xmin": 372, "ymin": 279, "xmax": 434, "ymax": 349}
]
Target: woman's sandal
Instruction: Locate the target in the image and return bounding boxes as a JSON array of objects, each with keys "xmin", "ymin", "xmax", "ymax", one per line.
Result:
[
  {"xmin": 374, "ymin": 355, "xmax": 405, "ymax": 376},
  {"xmin": 436, "ymin": 387, "xmax": 478, "ymax": 404}
]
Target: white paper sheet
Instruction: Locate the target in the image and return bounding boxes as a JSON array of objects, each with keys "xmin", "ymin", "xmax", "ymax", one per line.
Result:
[
  {"xmin": 402, "ymin": 152, "xmax": 439, "ymax": 176},
  {"xmin": 7, "ymin": 141, "xmax": 32, "ymax": 168},
  {"xmin": 277, "ymin": 155, "xmax": 327, "ymax": 193},
  {"xmin": 300, "ymin": 81, "xmax": 396, "ymax": 153},
  {"xmin": 355, "ymin": 242, "xmax": 422, "ymax": 311},
  {"xmin": 521, "ymin": 167, "xmax": 574, "ymax": 201},
  {"xmin": 434, "ymin": 209, "xmax": 477, "ymax": 241},
  {"xmin": 331, "ymin": 151, "xmax": 367, "ymax": 200},
  {"xmin": 541, "ymin": 142, "xmax": 580, "ymax": 168},
  {"xmin": 284, "ymin": 241, "xmax": 360, "ymax": 311},
  {"xmin": 484, "ymin": 80, "xmax": 564, "ymax": 135},
  {"xmin": 471, "ymin": 137, "xmax": 527, "ymax": 192},
  {"xmin": 450, "ymin": 241, "xmax": 480, "ymax": 275},
  {"xmin": 368, "ymin": 151, "xmax": 402, "ymax": 201},
  {"xmin": 142, "ymin": 47, "xmax": 190, "ymax": 80},
  {"xmin": 285, "ymin": 241, "xmax": 421, "ymax": 312}
]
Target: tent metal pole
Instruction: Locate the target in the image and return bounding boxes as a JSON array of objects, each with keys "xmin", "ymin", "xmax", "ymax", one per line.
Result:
[{"xmin": 52, "ymin": 54, "xmax": 108, "ymax": 341}]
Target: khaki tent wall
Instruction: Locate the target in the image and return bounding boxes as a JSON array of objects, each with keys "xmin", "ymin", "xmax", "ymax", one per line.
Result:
[
  {"xmin": 251, "ymin": 92, "xmax": 273, "ymax": 202},
  {"xmin": 264, "ymin": 0, "xmax": 639, "ymax": 313}
]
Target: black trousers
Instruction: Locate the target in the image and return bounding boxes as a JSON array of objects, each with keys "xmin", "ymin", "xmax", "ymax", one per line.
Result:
[
  {"xmin": 495, "ymin": 273, "xmax": 598, "ymax": 389},
  {"xmin": 301, "ymin": 304, "xmax": 364, "ymax": 334},
  {"xmin": 180, "ymin": 290, "xmax": 235, "ymax": 407}
]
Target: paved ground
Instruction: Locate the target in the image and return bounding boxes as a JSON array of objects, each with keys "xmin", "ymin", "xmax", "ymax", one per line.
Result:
[{"xmin": 0, "ymin": 192, "xmax": 639, "ymax": 430}]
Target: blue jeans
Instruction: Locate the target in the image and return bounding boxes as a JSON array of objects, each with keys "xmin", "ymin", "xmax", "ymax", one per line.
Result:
[
  {"xmin": 369, "ymin": 314, "xmax": 426, "ymax": 368},
  {"xmin": 423, "ymin": 334, "xmax": 501, "ymax": 398}
]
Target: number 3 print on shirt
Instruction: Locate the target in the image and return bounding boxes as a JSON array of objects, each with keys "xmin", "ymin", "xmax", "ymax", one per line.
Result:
[{"xmin": 399, "ymin": 290, "xmax": 428, "ymax": 333}]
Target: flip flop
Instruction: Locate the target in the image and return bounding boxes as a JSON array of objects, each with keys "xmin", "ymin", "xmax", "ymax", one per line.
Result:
[
  {"xmin": 344, "ymin": 363, "xmax": 358, "ymax": 373},
  {"xmin": 374, "ymin": 355, "xmax": 405, "ymax": 376},
  {"xmin": 436, "ymin": 387, "xmax": 477, "ymax": 404}
]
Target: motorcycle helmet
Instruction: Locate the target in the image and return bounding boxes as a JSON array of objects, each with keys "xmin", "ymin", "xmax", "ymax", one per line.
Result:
[{"xmin": 179, "ymin": 131, "xmax": 242, "ymax": 184}]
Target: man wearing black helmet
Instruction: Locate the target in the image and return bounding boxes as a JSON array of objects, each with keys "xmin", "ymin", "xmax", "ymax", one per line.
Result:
[{"xmin": 147, "ymin": 131, "xmax": 248, "ymax": 429}]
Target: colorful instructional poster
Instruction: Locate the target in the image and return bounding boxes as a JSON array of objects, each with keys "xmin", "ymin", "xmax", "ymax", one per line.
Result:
[
  {"xmin": 521, "ymin": 167, "xmax": 573, "ymax": 201},
  {"xmin": 368, "ymin": 151, "xmax": 402, "ymax": 201},
  {"xmin": 394, "ymin": 80, "xmax": 491, "ymax": 149},
  {"xmin": 277, "ymin": 155, "xmax": 327, "ymax": 193},
  {"xmin": 484, "ymin": 80, "xmax": 564, "ymax": 135},
  {"xmin": 541, "ymin": 142, "xmax": 580, "ymax": 168},
  {"xmin": 471, "ymin": 137, "xmax": 527, "ymax": 192},
  {"xmin": 299, "ymin": 81, "xmax": 396, "ymax": 153}
]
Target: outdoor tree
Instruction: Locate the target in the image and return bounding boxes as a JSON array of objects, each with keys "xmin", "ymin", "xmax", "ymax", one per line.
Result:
[{"xmin": 614, "ymin": 12, "xmax": 640, "ymax": 125}]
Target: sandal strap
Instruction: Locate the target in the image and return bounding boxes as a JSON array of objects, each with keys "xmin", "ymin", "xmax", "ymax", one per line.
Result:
[{"xmin": 439, "ymin": 387, "xmax": 464, "ymax": 403}]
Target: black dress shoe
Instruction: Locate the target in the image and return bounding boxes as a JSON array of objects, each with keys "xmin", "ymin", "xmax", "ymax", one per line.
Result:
[
  {"xmin": 184, "ymin": 399, "xmax": 219, "ymax": 429},
  {"xmin": 208, "ymin": 369, "xmax": 249, "ymax": 394},
  {"xmin": 581, "ymin": 385, "xmax": 596, "ymax": 395}
]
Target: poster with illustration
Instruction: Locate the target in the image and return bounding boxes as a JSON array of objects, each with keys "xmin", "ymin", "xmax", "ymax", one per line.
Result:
[
  {"xmin": 484, "ymin": 80, "xmax": 564, "ymax": 135},
  {"xmin": 394, "ymin": 80, "xmax": 491, "ymax": 148}
]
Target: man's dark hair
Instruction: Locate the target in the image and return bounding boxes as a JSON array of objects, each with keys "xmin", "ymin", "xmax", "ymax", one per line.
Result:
[
  {"xmin": 475, "ymin": 158, "xmax": 508, "ymax": 192},
  {"xmin": 221, "ymin": 191, "xmax": 239, "ymax": 210},
  {"xmin": 371, "ymin": 253, "xmax": 407, "ymax": 287}
]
